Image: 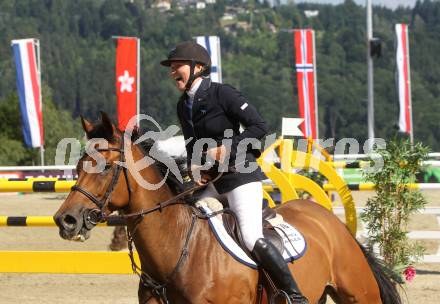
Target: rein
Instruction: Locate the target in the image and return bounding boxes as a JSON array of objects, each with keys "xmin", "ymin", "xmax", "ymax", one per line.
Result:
[
  {"xmin": 71, "ymin": 135, "xmax": 132, "ymax": 225},
  {"xmin": 71, "ymin": 136, "xmax": 227, "ymax": 303},
  {"xmin": 117, "ymin": 178, "xmax": 208, "ymax": 220},
  {"xmin": 122, "ymin": 172, "xmax": 224, "ymax": 304}
]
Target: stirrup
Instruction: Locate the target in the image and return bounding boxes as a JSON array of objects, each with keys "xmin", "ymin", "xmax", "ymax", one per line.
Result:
[
  {"xmin": 277, "ymin": 290, "xmax": 293, "ymax": 304},
  {"xmin": 277, "ymin": 290, "xmax": 309, "ymax": 304}
]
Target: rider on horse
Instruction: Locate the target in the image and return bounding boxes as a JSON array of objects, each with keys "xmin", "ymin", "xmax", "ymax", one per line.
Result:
[{"xmin": 161, "ymin": 41, "xmax": 308, "ymax": 304}]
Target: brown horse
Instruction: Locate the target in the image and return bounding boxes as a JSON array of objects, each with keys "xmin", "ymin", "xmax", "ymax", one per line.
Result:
[{"xmin": 54, "ymin": 113, "xmax": 401, "ymax": 304}]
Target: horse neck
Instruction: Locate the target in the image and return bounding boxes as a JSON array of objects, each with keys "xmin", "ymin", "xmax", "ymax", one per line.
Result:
[{"xmin": 125, "ymin": 146, "xmax": 193, "ymax": 279}]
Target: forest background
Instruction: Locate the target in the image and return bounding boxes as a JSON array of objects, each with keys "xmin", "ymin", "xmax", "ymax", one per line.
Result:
[{"xmin": 0, "ymin": 0, "xmax": 439, "ymax": 165}]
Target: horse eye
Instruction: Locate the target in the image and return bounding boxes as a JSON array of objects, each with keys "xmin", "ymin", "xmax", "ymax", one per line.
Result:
[{"xmin": 104, "ymin": 163, "xmax": 112, "ymax": 171}]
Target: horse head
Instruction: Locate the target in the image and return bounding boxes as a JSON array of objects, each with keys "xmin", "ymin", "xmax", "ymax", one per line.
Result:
[{"xmin": 54, "ymin": 111, "xmax": 140, "ymax": 241}]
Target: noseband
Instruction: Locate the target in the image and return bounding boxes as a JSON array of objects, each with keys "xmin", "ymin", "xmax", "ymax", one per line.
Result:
[
  {"xmin": 69, "ymin": 135, "xmax": 232, "ymax": 304},
  {"xmin": 71, "ymin": 135, "xmax": 132, "ymax": 226}
]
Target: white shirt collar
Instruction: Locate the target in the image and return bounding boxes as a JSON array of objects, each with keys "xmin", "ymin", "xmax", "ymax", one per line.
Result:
[{"xmin": 187, "ymin": 78, "xmax": 202, "ymax": 101}]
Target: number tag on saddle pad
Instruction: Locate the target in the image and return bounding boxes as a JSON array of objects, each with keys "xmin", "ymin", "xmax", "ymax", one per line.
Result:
[{"xmin": 199, "ymin": 205, "xmax": 307, "ymax": 269}]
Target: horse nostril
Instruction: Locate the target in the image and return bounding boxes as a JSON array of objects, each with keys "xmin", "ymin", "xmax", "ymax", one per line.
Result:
[{"xmin": 62, "ymin": 214, "xmax": 78, "ymax": 231}]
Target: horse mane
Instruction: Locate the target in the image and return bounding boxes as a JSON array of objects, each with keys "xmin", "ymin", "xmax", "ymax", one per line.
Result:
[
  {"xmin": 86, "ymin": 122, "xmax": 119, "ymax": 143},
  {"xmin": 86, "ymin": 120, "xmax": 192, "ymax": 195},
  {"xmin": 135, "ymin": 136, "xmax": 192, "ymax": 195}
]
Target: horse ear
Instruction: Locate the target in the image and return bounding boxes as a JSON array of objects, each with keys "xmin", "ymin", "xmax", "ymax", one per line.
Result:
[
  {"xmin": 80, "ymin": 116, "xmax": 93, "ymax": 135},
  {"xmin": 100, "ymin": 111, "xmax": 117, "ymax": 134}
]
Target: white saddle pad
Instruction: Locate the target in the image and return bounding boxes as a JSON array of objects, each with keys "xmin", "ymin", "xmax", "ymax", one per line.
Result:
[{"xmin": 198, "ymin": 204, "xmax": 307, "ymax": 269}]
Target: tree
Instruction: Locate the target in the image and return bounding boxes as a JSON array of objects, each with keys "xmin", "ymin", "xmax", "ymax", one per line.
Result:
[
  {"xmin": 0, "ymin": 88, "xmax": 82, "ymax": 165},
  {"xmin": 361, "ymin": 139, "xmax": 429, "ymax": 279},
  {"xmin": 0, "ymin": 0, "xmax": 439, "ymax": 149}
]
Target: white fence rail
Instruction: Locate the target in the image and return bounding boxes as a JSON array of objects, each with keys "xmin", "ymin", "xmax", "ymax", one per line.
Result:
[
  {"xmin": 0, "ymin": 165, "xmax": 75, "ymax": 172},
  {"xmin": 333, "ymin": 152, "xmax": 440, "ymax": 160},
  {"xmin": 334, "ymin": 207, "xmax": 440, "ymax": 263}
]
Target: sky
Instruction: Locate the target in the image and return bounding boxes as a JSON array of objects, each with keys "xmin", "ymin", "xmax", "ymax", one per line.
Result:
[{"xmin": 296, "ymin": 0, "xmax": 418, "ymax": 9}]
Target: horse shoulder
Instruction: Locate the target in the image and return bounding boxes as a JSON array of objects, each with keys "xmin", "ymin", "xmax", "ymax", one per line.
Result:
[{"xmin": 176, "ymin": 218, "xmax": 258, "ymax": 302}]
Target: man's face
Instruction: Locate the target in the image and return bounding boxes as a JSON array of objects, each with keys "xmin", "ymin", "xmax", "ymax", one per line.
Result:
[{"xmin": 170, "ymin": 61, "xmax": 191, "ymax": 92}]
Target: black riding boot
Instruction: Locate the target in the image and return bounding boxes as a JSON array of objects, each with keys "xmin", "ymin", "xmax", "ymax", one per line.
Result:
[{"xmin": 252, "ymin": 238, "xmax": 308, "ymax": 304}]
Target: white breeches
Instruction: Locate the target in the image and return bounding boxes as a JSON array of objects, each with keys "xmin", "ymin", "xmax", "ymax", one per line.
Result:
[{"xmin": 198, "ymin": 182, "xmax": 264, "ymax": 251}]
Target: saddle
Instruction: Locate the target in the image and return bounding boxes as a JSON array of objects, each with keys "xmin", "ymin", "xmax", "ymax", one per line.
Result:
[
  {"xmin": 222, "ymin": 206, "xmax": 285, "ymax": 255},
  {"xmin": 195, "ymin": 196, "xmax": 306, "ymax": 265},
  {"xmin": 195, "ymin": 197, "xmax": 307, "ymax": 303},
  {"xmin": 222, "ymin": 205, "xmax": 313, "ymax": 304}
]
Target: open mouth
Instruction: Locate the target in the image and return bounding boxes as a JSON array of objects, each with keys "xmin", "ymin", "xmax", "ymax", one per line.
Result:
[
  {"xmin": 60, "ymin": 226, "xmax": 91, "ymax": 242},
  {"xmin": 75, "ymin": 227, "xmax": 91, "ymax": 242},
  {"xmin": 71, "ymin": 234, "xmax": 86, "ymax": 242}
]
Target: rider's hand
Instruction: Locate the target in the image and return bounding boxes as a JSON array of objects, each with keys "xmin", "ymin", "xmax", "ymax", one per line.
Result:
[
  {"xmin": 206, "ymin": 145, "xmax": 227, "ymax": 163},
  {"xmin": 189, "ymin": 164, "xmax": 211, "ymax": 186}
]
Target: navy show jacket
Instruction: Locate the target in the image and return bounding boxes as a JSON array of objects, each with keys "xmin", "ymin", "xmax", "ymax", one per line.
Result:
[{"xmin": 177, "ymin": 78, "xmax": 268, "ymax": 194}]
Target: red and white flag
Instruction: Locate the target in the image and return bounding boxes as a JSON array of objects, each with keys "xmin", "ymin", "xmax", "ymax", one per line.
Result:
[
  {"xmin": 294, "ymin": 29, "xmax": 318, "ymax": 139},
  {"xmin": 115, "ymin": 37, "xmax": 139, "ymax": 131},
  {"xmin": 11, "ymin": 39, "xmax": 44, "ymax": 148},
  {"xmin": 395, "ymin": 24, "xmax": 412, "ymax": 136}
]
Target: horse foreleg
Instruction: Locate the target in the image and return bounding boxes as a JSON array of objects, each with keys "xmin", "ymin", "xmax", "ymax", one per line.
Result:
[{"xmin": 317, "ymin": 285, "xmax": 339, "ymax": 304}]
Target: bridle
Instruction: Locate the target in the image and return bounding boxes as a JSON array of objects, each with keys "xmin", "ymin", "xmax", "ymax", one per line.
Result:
[
  {"xmin": 69, "ymin": 134, "xmax": 225, "ymax": 304},
  {"xmin": 71, "ymin": 134, "xmax": 220, "ymax": 227},
  {"xmin": 71, "ymin": 135, "xmax": 132, "ymax": 228}
]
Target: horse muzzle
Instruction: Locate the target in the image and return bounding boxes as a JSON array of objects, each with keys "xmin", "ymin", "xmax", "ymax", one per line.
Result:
[{"xmin": 54, "ymin": 207, "xmax": 96, "ymax": 242}]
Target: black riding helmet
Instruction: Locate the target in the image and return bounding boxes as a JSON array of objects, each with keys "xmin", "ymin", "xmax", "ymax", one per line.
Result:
[{"xmin": 161, "ymin": 41, "xmax": 211, "ymax": 90}]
